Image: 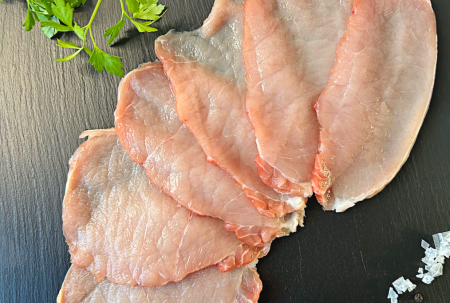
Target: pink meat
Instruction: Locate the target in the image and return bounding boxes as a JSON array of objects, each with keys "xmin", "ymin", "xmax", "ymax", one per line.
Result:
[
  {"xmin": 115, "ymin": 63, "xmax": 303, "ymax": 247},
  {"xmin": 312, "ymin": 0, "xmax": 437, "ymax": 211},
  {"xmin": 57, "ymin": 263, "xmax": 262, "ymax": 303},
  {"xmin": 243, "ymin": 0, "xmax": 353, "ymax": 197},
  {"xmin": 63, "ymin": 129, "xmax": 267, "ymax": 287},
  {"xmin": 155, "ymin": 0, "xmax": 306, "ymax": 218}
]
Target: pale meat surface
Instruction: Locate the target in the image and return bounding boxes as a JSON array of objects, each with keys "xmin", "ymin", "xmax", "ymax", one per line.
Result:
[
  {"xmin": 312, "ymin": 0, "xmax": 437, "ymax": 211},
  {"xmin": 243, "ymin": 0, "xmax": 353, "ymax": 197},
  {"xmin": 155, "ymin": 0, "xmax": 305, "ymax": 217},
  {"xmin": 57, "ymin": 263, "xmax": 262, "ymax": 303},
  {"xmin": 115, "ymin": 63, "xmax": 303, "ymax": 247},
  {"xmin": 63, "ymin": 130, "xmax": 267, "ymax": 287}
]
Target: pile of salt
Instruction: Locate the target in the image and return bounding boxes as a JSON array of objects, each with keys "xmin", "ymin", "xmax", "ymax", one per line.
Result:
[
  {"xmin": 418, "ymin": 231, "xmax": 450, "ymax": 284},
  {"xmin": 387, "ymin": 230, "xmax": 449, "ymax": 302}
]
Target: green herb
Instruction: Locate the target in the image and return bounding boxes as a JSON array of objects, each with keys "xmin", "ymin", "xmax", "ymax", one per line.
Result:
[{"xmin": 16, "ymin": 0, "xmax": 166, "ymax": 77}]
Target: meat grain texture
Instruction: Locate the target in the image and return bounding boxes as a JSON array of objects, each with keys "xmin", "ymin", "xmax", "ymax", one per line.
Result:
[
  {"xmin": 312, "ymin": 0, "xmax": 437, "ymax": 211},
  {"xmin": 63, "ymin": 129, "xmax": 267, "ymax": 287},
  {"xmin": 115, "ymin": 63, "xmax": 303, "ymax": 248},
  {"xmin": 57, "ymin": 263, "xmax": 262, "ymax": 303},
  {"xmin": 155, "ymin": 0, "xmax": 305, "ymax": 218},
  {"xmin": 243, "ymin": 0, "xmax": 353, "ymax": 198}
]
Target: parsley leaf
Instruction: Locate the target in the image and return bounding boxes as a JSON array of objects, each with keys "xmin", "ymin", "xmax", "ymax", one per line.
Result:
[
  {"xmin": 23, "ymin": 7, "xmax": 36, "ymax": 31},
  {"xmin": 41, "ymin": 20, "xmax": 71, "ymax": 31},
  {"xmin": 55, "ymin": 48, "xmax": 82, "ymax": 62},
  {"xmin": 104, "ymin": 19, "xmax": 126, "ymax": 45},
  {"xmin": 19, "ymin": 0, "xmax": 166, "ymax": 77},
  {"xmin": 88, "ymin": 46, "xmax": 124, "ymax": 77},
  {"xmin": 125, "ymin": 0, "xmax": 139, "ymax": 14},
  {"xmin": 52, "ymin": 0, "xmax": 73, "ymax": 26},
  {"xmin": 56, "ymin": 39, "xmax": 80, "ymax": 49},
  {"xmin": 36, "ymin": 14, "xmax": 60, "ymax": 38},
  {"xmin": 73, "ymin": 23, "xmax": 85, "ymax": 39},
  {"xmin": 130, "ymin": 19, "xmax": 157, "ymax": 33},
  {"xmin": 133, "ymin": 4, "xmax": 165, "ymax": 20}
]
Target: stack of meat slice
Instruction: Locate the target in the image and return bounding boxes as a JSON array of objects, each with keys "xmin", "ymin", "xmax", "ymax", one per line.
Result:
[{"xmin": 58, "ymin": 0, "xmax": 437, "ymax": 301}]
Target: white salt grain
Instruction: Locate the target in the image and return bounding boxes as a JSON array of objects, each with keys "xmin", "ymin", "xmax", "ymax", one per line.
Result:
[
  {"xmin": 436, "ymin": 256, "xmax": 445, "ymax": 264},
  {"xmin": 388, "ymin": 287, "xmax": 398, "ymax": 299},
  {"xmin": 405, "ymin": 279, "xmax": 416, "ymax": 292},
  {"xmin": 422, "ymin": 273, "xmax": 435, "ymax": 284},
  {"xmin": 392, "ymin": 277, "xmax": 408, "ymax": 294},
  {"xmin": 421, "ymin": 240, "xmax": 430, "ymax": 249}
]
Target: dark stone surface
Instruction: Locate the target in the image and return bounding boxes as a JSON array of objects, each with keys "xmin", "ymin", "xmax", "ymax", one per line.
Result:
[{"xmin": 0, "ymin": 0, "xmax": 448, "ymax": 302}]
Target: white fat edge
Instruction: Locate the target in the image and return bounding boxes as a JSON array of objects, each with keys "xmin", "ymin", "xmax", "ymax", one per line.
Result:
[
  {"xmin": 281, "ymin": 194, "xmax": 307, "ymax": 210},
  {"xmin": 332, "ymin": 191, "xmax": 372, "ymax": 212},
  {"xmin": 281, "ymin": 208, "xmax": 306, "ymax": 233},
  {"xmin": 79, "ymin": 128, "xmax": 116, "ymax": 139},
  {"xmin": 247, "ymin": 260, "xmax": 259, "ymax": 269}
]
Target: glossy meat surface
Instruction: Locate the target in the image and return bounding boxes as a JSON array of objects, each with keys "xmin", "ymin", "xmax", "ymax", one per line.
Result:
[
  {"xmin": 243, "ymin": 0, "xmax": 353, "ymax": 197},
  {"xmin": 57, "ymin": 263, "xmax": 262, "ymax": 303},
  {"xmin": 312, "ymin": 0, "xmax": 437, "ymax": 211},
  {"xmin": 155, "ymin": 0, "xmax": 305, "ymax": 218},
  {"xmin": 115, "ymin": 63, "xmax": 303, "ymax": 247},
  {"xmin": 63, "ymin": 129, "xmax": 266, "ymax": 287}
]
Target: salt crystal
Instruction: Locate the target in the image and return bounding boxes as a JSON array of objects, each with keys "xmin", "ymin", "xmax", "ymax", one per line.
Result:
[
  {"xmin": 429, "ymin": 263, "xmax": 443, "ymax": 277},
  {"xmin": 422, "ymin": 273, "xmax": 435, "ymax": 284},
  {"xmin": 421, "ymin": 240, "xmax": 430, "ymax": 249},
  {"xmin": 388, "ymin": 287, "xmax": 398, "ymax": 299},
  {"xmin": 405, "ymin": 279, "xmax": 416, "ymax": 292},
  {"xmin": 422, "ymin": 257, "xmax": 434, "ymax": 266},
  {"xmin": 433, "ymin": 234, "xmax": 442, "ymax": 250},
  {"xmin": 416, "ymin": 273, "xmax": 424, "ymax": 279},
  {"xmin": 425, "ymin": 247, "xmax": 438, "ymax": 259},
  {"xmin": 439, "ymin": 244, "xmax": 450, "ymax": 258},
  {"xmin": 436, "ymin": 256, "xmax": 445, "ymax": 264},
  {"xmin": 442, "ymin": 231, "xmax": 450, "ymax": 241},
  {"xmin": 418, "ymin": 268, "xmax": 424, "ymax": 274},
  {"xmin": 390, "ymin": 298, "xmax": 398, "ymax": 303},
  {"xmin": 392, "ymin": 277, "xmax": 408, "ymax": 294}
]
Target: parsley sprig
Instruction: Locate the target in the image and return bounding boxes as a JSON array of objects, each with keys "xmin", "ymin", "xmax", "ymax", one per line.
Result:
[{"xmin": 16, "ymin": 0, "xmax": 166, "ymax": 77}]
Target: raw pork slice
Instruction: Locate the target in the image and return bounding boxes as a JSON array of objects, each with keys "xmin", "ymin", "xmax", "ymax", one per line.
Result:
[
  {"xmin": 63, "ymin": 129, "xmax": 267, "ymax": 287},
  {"xmin": 57, "ymin": 263, "xmax": 262, "ymax": 303},
  {"xmin": 312, "ymin": 0, "xmax": 437, "ymax": 211},
  {"xmin": 115, "ymin": 63, "xmax": 303, "ymax": 247},
  {"xmin": 242, "ymin": 0, "xmax": 353, "ymax": 197},
  {"xmin": 155, "ymin": 0, "xmax": 305, "ymax": 217}
]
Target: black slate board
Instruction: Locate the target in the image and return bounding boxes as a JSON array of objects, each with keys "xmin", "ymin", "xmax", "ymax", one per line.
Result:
[{"xmin": 0, "ymin": 0, "xmax": 449, "ymax": 302}]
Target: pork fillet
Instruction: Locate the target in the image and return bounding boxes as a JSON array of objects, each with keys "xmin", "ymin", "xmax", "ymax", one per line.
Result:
[
  {"xmin": 243, "ymin": 0, "xmax": 353, "ymax": 197},
  {"xmin": 115, "ymin": 63, "xmax": 303, "ymax": 247},
  {"xmin": 312, "ymin": 0, "xmax": 437, "ymax": 211},
  {"xmin": 57, "ymin": 263, "xmax": 262, "ymax": 303},
  {"xmin": 155, "ymin": 0, "xmax": 305, "ymax": 217},
  {"xmin": 63, "ymin": 129, "xmax": 267, "ymax": 287}
]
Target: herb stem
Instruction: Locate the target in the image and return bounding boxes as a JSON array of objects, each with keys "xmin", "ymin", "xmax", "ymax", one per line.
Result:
[
  {"xmin": 119, "ymin": 0, "xmax": 131, "ymax": 19},
  {"xmin": 87, "ymin": 0, "xmax": 103, "ymax": 28}
]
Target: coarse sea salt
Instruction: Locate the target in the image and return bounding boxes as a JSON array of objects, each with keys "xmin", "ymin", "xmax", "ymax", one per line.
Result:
[
  {"xmin": 392, "ymin": 277, "xmax": 408, "ymax": 294},
  {"xmin": 388, "ymin": 230, "xmax": 449, "ymax": 299},
  {"xmin": 419, "ymin": 231, "xmax": 450, "ymax": 284},
  {"xmin": 388, "ymin": 287, "xmax": 398, "ymax": 303}
]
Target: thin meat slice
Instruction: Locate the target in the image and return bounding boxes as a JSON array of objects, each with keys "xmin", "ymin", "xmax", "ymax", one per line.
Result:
[
  {"xmin": 312, "ymin": 0, "xmax": 437, "ymax": 211},
  {"xmin": 155, "ymin": 0, "xmax": 305, "ymax": 218},
  {"xmin": 115, "ymin": 63, "xmax": 303, "ymax": 247},
  {"xmin": 57, "ymin": 263, "xmax": 262, "ymax": 303},
  {"xmin": 243, "ymin": 0, "xmax": 353, "ymax": 197},
  {"xmin": 63, "ymin": 129, "xmax": 267, "ymax": 287}
]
